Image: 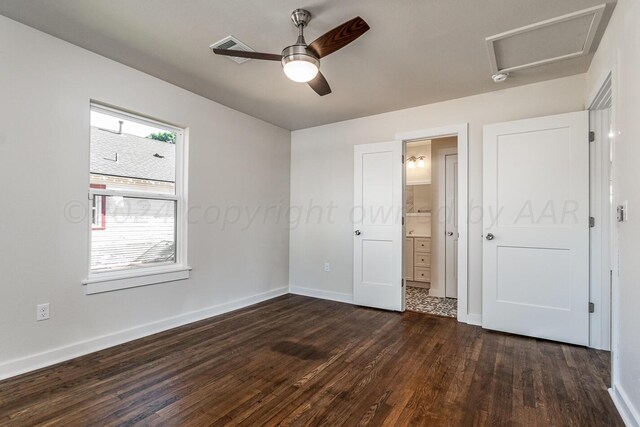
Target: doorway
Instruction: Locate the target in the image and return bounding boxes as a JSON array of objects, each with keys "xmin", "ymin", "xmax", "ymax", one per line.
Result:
[
  {"xmin": 404, "ymin": 137, "xmax": 459, "ymax": 318},
  {"xmin": 588, "ymin": 72, "xmax": 613, "ymax": 351},
  {"xmin": 353, "ymin": 124, "xmax": 469, "ymax": 322}
]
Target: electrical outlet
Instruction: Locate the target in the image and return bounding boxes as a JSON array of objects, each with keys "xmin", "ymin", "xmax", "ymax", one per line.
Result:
[
  {"xmin": 324, "ymin": 262, "xmax": 331, "ymax": 272},
  {"xmin": 36, "ymin": 303, "xmax": 50, "ymax": 321}
]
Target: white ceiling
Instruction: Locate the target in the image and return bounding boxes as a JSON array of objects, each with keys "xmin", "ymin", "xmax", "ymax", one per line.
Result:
[{"xmin": 0, "ymin": 0, "xmax": 615, "ymax": 130}]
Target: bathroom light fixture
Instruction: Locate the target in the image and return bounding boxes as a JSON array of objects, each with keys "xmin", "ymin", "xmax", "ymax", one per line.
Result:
[{"xmin": 407, "ymin": 155, "xmax": 425, "ymax": 169}]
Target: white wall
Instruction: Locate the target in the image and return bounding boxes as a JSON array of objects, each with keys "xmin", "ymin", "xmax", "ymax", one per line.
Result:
[
  {"xmin": 586, "ymin": 0, "xmax": 640, "ymax": 423},
  {"xmin": 290, "ymin": 74, "xmax": 587, "ymax": 316},
  {"xmin": 0, "ymin": 16, "xmax": 290, "ymax": 378}
]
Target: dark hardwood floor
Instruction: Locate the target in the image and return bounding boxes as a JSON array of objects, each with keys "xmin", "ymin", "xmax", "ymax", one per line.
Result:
[{"xmin": 0, "ymin": 295, "xmax": 622, "ymax": 426}]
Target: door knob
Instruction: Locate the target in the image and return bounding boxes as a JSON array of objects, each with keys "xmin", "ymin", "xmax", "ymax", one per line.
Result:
[
  {"xmin": 485, "ymin": 233, "xmax": 495, "ymax": 240},
  {"xmin": 355, "ymin": 230, "xmax": 361, "ymax": 236},
  {"xmin": 446, "ymin": 231, "xmax": 453, "ymax": 236}
]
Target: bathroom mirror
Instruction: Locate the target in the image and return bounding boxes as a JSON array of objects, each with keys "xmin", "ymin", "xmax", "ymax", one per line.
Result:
[{"xmin": 405, "ymin": 184, "xmax": 432, "ymax": 214}]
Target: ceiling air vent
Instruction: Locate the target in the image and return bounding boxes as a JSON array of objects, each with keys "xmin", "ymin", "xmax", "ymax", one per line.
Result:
[
  {"xmin": 485, "ymin": 4, "xmax": 607, "ymax": 74},
  {"xmin": 210, "ymin": 36, "xmax": 255, "ymax": 64}
]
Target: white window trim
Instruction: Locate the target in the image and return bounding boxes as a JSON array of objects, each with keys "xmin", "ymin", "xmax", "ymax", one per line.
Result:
[
  {"xmin": 83, "ymin": 265, "xmax": 192, "ymax": 294},
  {"xmin": 88, "ymin": 188, "xmax": 179, "ymax": 201},
  {"xmin": 91, "ymin": 193, "xmax": 105, "ymax": 229},
  {"xmin": 84, "ymin": 103, "xmax": 190, "ymax": 294}
]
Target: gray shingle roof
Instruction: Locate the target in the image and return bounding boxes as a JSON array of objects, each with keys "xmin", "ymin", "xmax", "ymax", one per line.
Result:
[{"xmin": 90, "ymin": 127, "xmax": 175, "ymax": 182}]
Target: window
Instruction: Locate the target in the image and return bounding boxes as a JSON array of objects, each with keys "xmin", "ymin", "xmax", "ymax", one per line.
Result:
[
  {"xmin": 84, "ymin": 104, "xmax": 189, "ymax": 293},
  {"xmin": 90, "ymin": 184, "xmax": 106, "ymax": 230}
]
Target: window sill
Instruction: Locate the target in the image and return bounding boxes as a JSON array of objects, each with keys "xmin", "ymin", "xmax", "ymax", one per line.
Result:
[{"xmin": 82, "ymin": 266, "xmax": 191, "ymax": 295}]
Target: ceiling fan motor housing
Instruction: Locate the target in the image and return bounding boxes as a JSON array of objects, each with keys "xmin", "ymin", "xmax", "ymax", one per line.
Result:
[
  {"xmin": 281, "ymin": 44, "xmax": 319, "ymax": 67},
  {"xmin": 291, "ymin": 9, "xmax": 312, "ymax": 28},
  {"xmin": 282, "ymin": 9, "xmax": 319, "ymax": 77},
  {"xmin": 281, "ymin": 44, "xmax": 320, "ymax": 82}
]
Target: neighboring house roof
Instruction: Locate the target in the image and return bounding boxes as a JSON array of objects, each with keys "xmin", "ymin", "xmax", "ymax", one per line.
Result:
[{"xmin": 90, "ymin": 127, "xmax": 175, "ymax": 182}]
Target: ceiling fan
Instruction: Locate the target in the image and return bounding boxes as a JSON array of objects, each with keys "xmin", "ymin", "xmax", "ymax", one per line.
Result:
[{"xmin": 212, "ymin": 9, "xmax": 370, "ymax": 96}]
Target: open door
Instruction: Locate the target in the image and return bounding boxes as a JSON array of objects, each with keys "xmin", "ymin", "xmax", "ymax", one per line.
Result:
[
  {"xmin": 353, "ymin": 141, "xmax": 403, "ymax": 311},
  {"xmin": 445, "ymin": 154, "xmax": 459, "ymax": 299},
  {"xmin": 482, "ymin": 111, "xmax": 589, "ymax": 345}
]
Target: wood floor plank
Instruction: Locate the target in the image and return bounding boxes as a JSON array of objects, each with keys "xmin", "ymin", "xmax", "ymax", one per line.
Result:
[{"xmin": 0, "ymin": 295, "xmax": 623, "ymax": 426}]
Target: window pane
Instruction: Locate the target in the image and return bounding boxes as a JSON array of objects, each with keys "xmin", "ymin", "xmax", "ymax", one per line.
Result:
[
  {"xmin": 90, "ymin": 110, "xmax": 176, "ymax": 194},
  {"xmin": 90, "ymin": 196, "xmax": 176, "ymax": 272}
]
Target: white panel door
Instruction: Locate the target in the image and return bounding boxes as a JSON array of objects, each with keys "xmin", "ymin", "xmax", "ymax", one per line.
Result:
[
  {"xmin": 445, "ymin": 154, "xmax": 459, "ymax": 299},
  {"xmin": 482, "ymin": 111, "xmax": 589, "ymax": 345},
  {"xmin": 354, "ymin": 141, "xmax": 403, "ymax": 311}
]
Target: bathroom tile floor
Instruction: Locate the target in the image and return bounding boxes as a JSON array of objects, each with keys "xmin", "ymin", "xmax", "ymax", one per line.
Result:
[{"xmin": 406, "ymin": 286, "xmax": 457, "ymax": 318}]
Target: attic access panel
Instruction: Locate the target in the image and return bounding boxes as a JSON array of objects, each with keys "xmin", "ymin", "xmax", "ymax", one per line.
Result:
[{"xmin": 486, "ymin": 4, "xmax": 606, "ymax": 74}]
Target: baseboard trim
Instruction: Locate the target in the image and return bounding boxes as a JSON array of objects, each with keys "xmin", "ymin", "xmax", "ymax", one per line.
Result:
[
  {"xmin": 610, "ymin": 386, "xmax": 640, "ymax": 427},
  {"xmin": 464, "ymin": 313, "xmax": 482, "ymax": 326},
  {"xmin": 289, "ymin": 286, "xmax": 353, "ymax": 304},
  {"xmin": 0, "ymin": 287, "xmax": 288, "ymax": 381}
]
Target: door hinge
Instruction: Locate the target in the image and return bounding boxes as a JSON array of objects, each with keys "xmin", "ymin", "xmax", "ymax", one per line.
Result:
[
  {"xmin": 616, "ymin": 204, "xmax": 626, "ymax": 222},
  {"xmin": 402, "ymin": 155, "xmax": 405, "ymax": 164},
  {"xmin": 589, "ymin": 131, "xmax": 595, "ymax": 142},
  {"xmin": 589, "ymin": 302, "xmax": 595, "ymax": 313},
  {"xmin": 402, "ymin": 217, "xmax": 405, "ymax": 225},
  {"xmin": 589, "ymin": 217, "xmax": 595, "ymax": 228}
]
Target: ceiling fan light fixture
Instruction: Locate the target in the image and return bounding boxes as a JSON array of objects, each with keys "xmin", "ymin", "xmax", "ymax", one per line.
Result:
[
  {"xmin": 282, "ymin": 45, "xmax": 319, "ymax": 83},
  {"xmin": 283, "ymin": 57, "xmax": 319, "ymax": 82},
  {"xmin": 212, "ymin": 9, "xmax": 369, "ymax": 95}
]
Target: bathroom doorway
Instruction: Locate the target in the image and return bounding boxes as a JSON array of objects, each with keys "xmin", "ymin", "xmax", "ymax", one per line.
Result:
[{"xmin": 404, "ymin": 137, "xmax": 458, "ymax": 318}]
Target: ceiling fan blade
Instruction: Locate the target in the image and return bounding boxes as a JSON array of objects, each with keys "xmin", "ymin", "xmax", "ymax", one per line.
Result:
[
  {"xmin": 308, "ymin": 72, "xmax": 331, "ymax": 96},
  {"xmin": 307, "ymin": 17, "xmax": 370, "ymax": 58},
  {"xmin": 212, "ymin": 48, "xmax": 281, "ymax": 61}
]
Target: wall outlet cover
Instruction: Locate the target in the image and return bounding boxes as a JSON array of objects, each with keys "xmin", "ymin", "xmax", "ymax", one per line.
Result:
[{"xmin": 37, "ymin": 303, "xmax": 50, "ymax": 321}]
